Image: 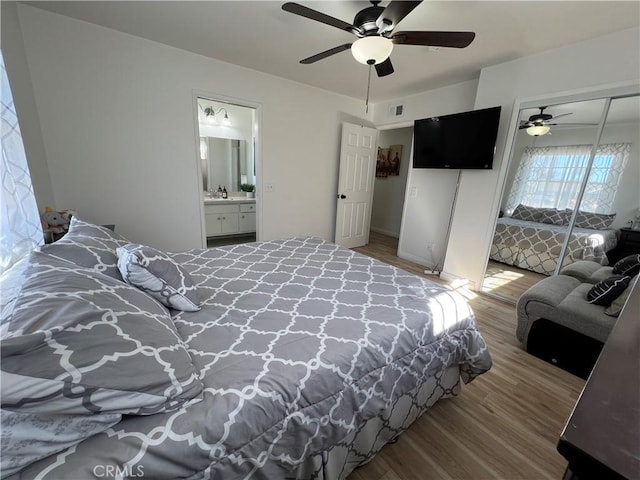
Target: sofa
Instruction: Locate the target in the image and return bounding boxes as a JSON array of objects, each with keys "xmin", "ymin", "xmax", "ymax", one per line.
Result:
[{"xmin": 516, "ymin": 257, "xmax": 638, "ymax": 378}]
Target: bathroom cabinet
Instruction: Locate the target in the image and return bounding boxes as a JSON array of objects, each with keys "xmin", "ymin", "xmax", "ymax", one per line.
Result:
[{"xmin": 205, "ymin": 201, "xmax": 255, "ymax": 237}]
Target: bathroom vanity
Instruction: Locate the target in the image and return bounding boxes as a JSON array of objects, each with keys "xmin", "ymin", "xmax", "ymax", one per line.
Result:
[{"xmin": 204, "ymin": 197, "xmax": 256, "ymax": 237}]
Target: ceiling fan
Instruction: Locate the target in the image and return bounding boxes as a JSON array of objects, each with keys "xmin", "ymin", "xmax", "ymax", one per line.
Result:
[
  {"xmin": 519, "ymin": 107, "xmax": 574, "ymax": 136},
  {"xmin": 281, "ymin": 0, "xmax": 475, "ymax": 77},
  {"xmin": 519, "ymin": 106, "xmax": 598, "ymax": 136}
]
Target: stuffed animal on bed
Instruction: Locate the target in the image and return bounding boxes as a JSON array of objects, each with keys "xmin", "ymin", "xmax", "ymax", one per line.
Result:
[{"xmin": 41, "ymin": 207, "xmax": 76, "ymax": 234}]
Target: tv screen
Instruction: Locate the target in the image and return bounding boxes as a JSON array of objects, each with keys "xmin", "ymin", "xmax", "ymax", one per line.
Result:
[{"xmin": 412, "ymin": 106, "xmax": 501, "ymax": 169}]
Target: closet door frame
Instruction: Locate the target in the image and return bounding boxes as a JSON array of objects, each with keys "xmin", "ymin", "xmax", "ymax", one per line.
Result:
[{"xmin": 480, "ymin": 82, "xmax": 639, "ymax": 296}]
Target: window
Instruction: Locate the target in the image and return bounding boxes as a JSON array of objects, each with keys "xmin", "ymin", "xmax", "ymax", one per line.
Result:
[
  {"xmin": 506, "ymin": 143, "xmax": 630, "ymax": 214},
  {"xmin": 1, "ymin": 51, "xmax": 42, "ymax": 273}
]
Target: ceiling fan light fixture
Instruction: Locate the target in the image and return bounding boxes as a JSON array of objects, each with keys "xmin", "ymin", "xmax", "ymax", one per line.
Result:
[
  {"xmin": 351, "ymin": 36, "xmax": 393, "ymax": 65},
  {"xmin": 526, "ymin": 125, "xmax": 551, "ymax": 136}
]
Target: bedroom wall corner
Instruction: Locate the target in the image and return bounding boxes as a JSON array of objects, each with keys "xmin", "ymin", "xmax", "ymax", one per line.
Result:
[
  {"xmin": 14, "ymin": 4, "xmax": 371, "ymax": 252},
  {"xmin": 1, "ymin": 1, "xmax": 55, "ymax": 210},
  {"xmin": 442, "ymin": 26, "xmax": 640, "ymax": 289}
]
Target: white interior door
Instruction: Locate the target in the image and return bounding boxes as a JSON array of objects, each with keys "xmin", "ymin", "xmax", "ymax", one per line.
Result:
[{"xmin": 334, "ymin": 122, "xmax": 378, "ymax": 248}]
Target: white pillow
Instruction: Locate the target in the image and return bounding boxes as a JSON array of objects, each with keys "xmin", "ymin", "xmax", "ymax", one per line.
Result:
[{"xmin": 117, "ymin": 244, "xmax": 200, "ymax": 311}]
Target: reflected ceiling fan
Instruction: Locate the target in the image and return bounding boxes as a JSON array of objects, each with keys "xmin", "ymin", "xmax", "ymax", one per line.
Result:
[
  {"xmin": 519, "ymin": 107, "xmax": 595, "ymax": 136},
  {"xmin": 281, "ymin": 0, "xmax": 475, "ymax": 77}
]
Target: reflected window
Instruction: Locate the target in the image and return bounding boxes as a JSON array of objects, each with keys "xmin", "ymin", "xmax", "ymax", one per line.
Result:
[{"xmin": 506, "ymin": 143, "xmax": 630, "ymax": 213}]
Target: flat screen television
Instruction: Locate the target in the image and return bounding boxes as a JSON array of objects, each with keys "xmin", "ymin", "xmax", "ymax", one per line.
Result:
[{"xmin": 413, "ymin": 106, "xmax": 502, "ymax": 169}]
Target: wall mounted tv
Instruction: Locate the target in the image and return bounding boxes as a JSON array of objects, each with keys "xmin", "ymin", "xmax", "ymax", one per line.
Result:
[{"xmin": 413, "ymin": 106, "xmax": 502, "ymax": 169}]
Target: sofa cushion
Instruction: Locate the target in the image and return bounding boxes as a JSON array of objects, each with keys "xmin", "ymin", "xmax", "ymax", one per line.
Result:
[
  {"xmin": 612, "ymin": 254, "xmax": 640, "ymax": 277},
  {"xmin": 560, "ymin": 261, "xmax": 613, "ymax": 284},
  {"xmin": 587, "ymin": 275, "xmax": 631, "ymax": 306},
  {"xmin": 516, "ymin": 275, "xmax": 582, "ymax": 343},
  {"xmin": 556, "ymin": 284, "xmax": 618, "ymax": 342}
]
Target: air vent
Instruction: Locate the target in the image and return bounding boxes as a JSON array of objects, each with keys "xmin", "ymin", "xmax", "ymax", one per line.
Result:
[{"xmin": 389, "ymin": 104, "xmax": 404, "ymax": 118}]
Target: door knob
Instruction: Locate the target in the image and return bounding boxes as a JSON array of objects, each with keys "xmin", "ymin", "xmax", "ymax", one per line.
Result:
[{"xmin": 337, "ymin": 194, "xmax": 347, "ymax": 199}]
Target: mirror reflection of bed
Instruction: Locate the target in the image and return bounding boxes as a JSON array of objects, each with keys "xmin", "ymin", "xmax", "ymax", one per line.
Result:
[{"xmin": 483, "ymin": 94, "xmax": 640, "ymax": 304}]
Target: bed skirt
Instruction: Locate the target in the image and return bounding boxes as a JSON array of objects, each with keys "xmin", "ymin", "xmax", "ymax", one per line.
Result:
[{"xmin": 290, "ymin": 365, "xmax": 461, "ymax": 480}]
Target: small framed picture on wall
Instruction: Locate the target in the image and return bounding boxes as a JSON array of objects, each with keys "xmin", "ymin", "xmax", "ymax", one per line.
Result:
[
  {"xmin": 376, "ymin": 147, "xmax": 390, "ymax": 177},
  {"xmin": 387, "ymin": 144, "xmax": 402, "ymax": 176}
]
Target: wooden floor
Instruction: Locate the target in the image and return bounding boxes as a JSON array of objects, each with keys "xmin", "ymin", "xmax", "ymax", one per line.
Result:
[
  {"xmin": 349, "ymin": 232, "xmax": 584, "ymax": 480},
  {"xmin": 482, "ymin": 260, "xmax": 547, "ymax": 304}
]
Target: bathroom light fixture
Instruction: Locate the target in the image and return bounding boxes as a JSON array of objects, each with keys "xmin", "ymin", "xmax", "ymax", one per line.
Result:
[
  {"xmin": 203, "ymin": 106, "xmax": 232, "ymax": 126},
  {"xmin": 351, "ymin": 36, "xmax": 394, "ymax": 65},
  {"xmin": 526, "ymin": 124, "xmax": 551, "ymax": 136}
]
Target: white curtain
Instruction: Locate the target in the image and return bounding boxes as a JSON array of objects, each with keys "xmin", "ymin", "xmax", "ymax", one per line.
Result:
[
  {"xmin": 1, "ymin": 51, "xmax": 42, "ymax": 274},
  {"xmin": 506, "ymin": 143, "xmax": 631, "ymax": 214}
]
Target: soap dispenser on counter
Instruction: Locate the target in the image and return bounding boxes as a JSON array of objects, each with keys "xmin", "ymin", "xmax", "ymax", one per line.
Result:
[{"xmin": 222, "ymin": 186, "xmax": 228, "ymax": 199}]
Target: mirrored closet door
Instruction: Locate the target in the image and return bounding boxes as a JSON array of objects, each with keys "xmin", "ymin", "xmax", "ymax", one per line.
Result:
[{"xmin": 482, "ymin": 93, "xmax": 640, "ymax": 304}]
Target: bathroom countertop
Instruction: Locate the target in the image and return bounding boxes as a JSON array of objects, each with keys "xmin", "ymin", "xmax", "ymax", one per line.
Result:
[{"xmin": 203, "ymin": 197, "xmax": 255, "ymax": 205}]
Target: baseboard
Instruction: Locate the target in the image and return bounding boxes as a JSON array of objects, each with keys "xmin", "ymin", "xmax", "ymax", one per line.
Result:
[
  {"xmin": 397, "ymin": 249, "xmax": 429, "ymax": 268},
  {"xmin": 370, "ymin": 227, "xmax": 399, "ymax": 238},
  {"xmin": 440, "ymin": 270, "xmax": 476, "ymax": 290}
]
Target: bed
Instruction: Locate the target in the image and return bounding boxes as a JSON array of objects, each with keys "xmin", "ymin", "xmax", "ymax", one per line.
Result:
[
  {"xmin": 1, "ymin": 219, "xmax": 492, "ymax": 480},
  {"xmin": 490, "ymin": 206, "xmax": 618, "ymax": 276}
]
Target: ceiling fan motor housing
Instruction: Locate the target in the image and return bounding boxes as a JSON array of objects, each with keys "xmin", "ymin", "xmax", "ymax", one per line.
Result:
[{"xmin": 354, "ymin": 6, "xmax": 385, "ymax": 34}]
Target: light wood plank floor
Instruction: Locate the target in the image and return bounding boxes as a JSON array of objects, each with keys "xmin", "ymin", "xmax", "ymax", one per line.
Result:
[
  {"xmin": 350, "ymin": 232, "xmax": 584, "ymax": 480},
  {"xmin": 482, "ymin": 260, "xmax": 547, "ymax": 305}
]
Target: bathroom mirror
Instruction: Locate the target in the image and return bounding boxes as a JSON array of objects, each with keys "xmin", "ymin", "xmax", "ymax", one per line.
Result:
[{"xmin": 200, "ymin": 137, "xmax": 253, "ymax": 193}]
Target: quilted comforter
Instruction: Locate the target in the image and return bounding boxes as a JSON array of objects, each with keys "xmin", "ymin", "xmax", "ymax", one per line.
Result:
[
  {"xmin": 490, "ymin": 217, "xmax": 618, "ymax": 275},
  {"xmin": 7, "ymin": 237, "xmax": 491, "ymax": 479}
]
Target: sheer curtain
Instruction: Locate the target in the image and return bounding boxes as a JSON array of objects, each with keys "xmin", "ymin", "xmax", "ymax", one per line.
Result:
[
  {"xmin": 506, "ymin": 143, "xmax": 631, "ymax": 214},
  {"xmin": 1, "ymin": 51, "xmax": 42, "ymax": 274}
]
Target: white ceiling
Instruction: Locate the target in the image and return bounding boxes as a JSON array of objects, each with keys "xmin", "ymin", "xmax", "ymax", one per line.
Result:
[{"xmin": 22, "ymin": 1, "xmax": 640, "ymax": 102}]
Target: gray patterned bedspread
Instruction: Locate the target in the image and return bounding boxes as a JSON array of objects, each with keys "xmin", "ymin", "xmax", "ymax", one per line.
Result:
[
  {"xmin": 490, "ymin": 217, "xmax": 618, "ymax": 275},
  {"xmin": 13, "ymin": 237, "xmax": 491, "ymax": 479}
]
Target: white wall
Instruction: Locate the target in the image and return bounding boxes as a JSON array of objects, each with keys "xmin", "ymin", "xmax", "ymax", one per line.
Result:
[
  {"xmin": 444, "ymin": 27, "xmax": 640, "ymax": 288},
  {"xmin": 8, "ymin": 4, "xmax": 371, "ymax": 251},
  {"xmin": 0, "ymin": 2, "xmax": 55, "ymax": 208},
  {"xmin": 371, "ymin": 127, "xmax": 412, "ymax": 237},
  {"xmin": 373, "ymin": 80, "xmax": 479, "ymax": 267}
]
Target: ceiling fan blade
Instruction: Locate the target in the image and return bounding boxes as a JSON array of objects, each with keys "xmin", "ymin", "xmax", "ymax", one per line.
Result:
[
  {"xmin": 550, "ymin": 112, "xmax": 573, "ymax": 120},
  {"xmin": 300, "ymin": 44, "xmax": 352, "ymax": 64},
  {"xmin": 282, "ymin": 3, "xmax": 361, "ymax": 35},
  {"xmin": 548, "ymin": 122, "xmax": 598, "ymax": 127},
  {"xmin": 392, "ymin": 31, "xmax": 476, "ymax": 48},
  {"xmin": 376, "ymin": 1, "xmax": 422, "ymax": 33},
  {"xmin": 375, "ymin": 58, "xmax": 394, "ymax": 77}
]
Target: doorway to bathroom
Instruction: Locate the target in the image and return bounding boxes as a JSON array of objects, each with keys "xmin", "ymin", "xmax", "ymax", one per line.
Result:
[{"xmin": 195, "ymin": 96, "xmax": 260, "ymax": 248}]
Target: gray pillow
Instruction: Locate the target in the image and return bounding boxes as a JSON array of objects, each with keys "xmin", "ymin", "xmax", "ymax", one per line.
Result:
[
  {"xmin": 538, "ymin": 207, "xmax": 569, "ymax": 226},
  {"xmin": 573, "ymin": 210, "xmax": 616, "ymax": 230},
  {"xmin": 1, "ymin": 251, "xmax": 203, "ymax": 416},
  {"xmin": 511, "ymin": 204, "xmax": 541, "ymax": 222},
  {"xmin": 40, "ymin": 217, "xmax": 130, "ymax": 280},
  {"xmin": 1, "ymin": 409, "xmax": 121, "ymax": 478},
  {"xmin": 117, "ymin": 244, "xmax": 201, "ymax": 312}
]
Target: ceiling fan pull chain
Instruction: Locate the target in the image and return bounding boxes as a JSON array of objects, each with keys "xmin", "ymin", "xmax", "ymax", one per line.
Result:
[{"xmin": 365, "ymin": 62, "xmax": 373, "ymax": 113}]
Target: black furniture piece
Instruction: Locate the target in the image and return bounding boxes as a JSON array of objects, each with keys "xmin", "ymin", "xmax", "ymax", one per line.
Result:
[
  {"xmin": 557, "ymin": 279, "xmax": 639, "ymax": 480},
  {"xmin": 526, "ymin": 319, "xmax": 603, "ymax": 380},
  {"xmin": 608, "ymin": 227, "xmax": 640, "ymax": 264}
]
